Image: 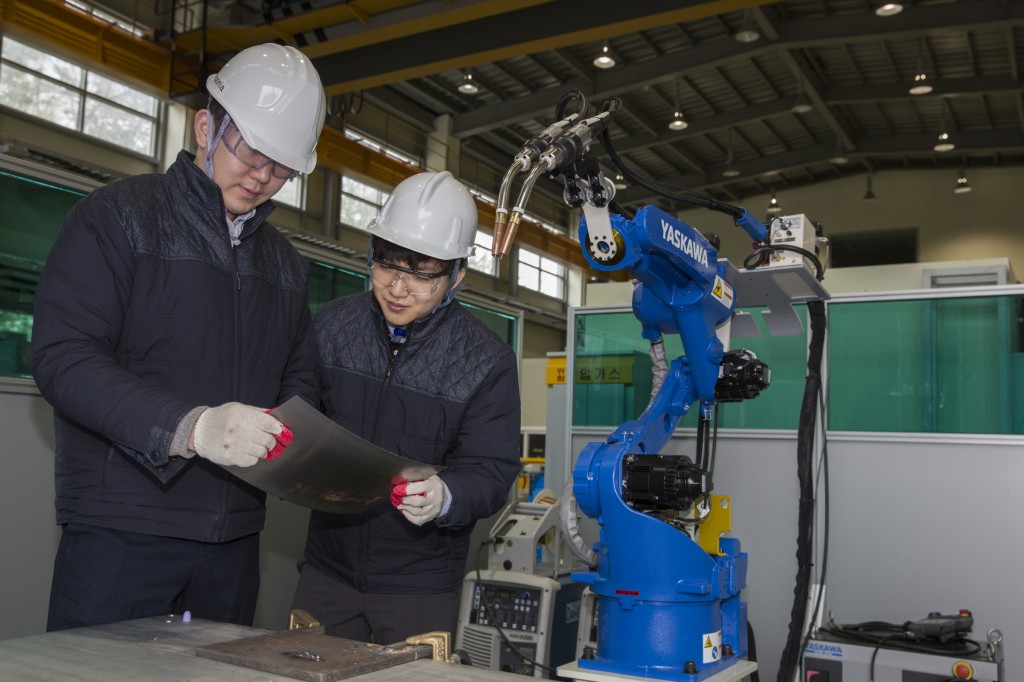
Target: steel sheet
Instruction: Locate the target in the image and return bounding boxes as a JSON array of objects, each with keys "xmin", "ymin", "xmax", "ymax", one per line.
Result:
[{"xmin": 227, "ymin": 396, "xmax": 442, "ymax": 514}]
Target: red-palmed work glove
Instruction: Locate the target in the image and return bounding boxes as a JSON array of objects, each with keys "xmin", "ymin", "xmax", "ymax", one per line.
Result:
[
  {"xmin": 263, "ymin": 408, "xmax": 293, "ymax": 461},
  {"xmin": 192, "ymin": 402, "xmax": 285, "ymax": 468},
  {"xmin": 392, "ymin": 475, "xmax": 446, "ymax": 526}
]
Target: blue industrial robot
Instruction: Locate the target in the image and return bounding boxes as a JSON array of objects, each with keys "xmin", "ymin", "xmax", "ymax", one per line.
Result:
[
  {"xmin": 492, "ymin": 90, "xmax": 825, "ymax": 682},
  {"xmin": 569, "ymin": 204, "xmax": 762, "ymax": 681}
]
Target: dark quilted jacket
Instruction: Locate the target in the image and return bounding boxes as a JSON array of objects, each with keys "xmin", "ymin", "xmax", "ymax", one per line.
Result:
[
  {"xmin": 303, "ymin": 292, "xmax": 522, "ymax": 593},
  {"xmin": 29, "ymin": 150, "xmax": 318, "ymax": 542}
]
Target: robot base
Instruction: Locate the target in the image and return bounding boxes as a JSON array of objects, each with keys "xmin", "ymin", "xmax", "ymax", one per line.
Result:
[{"xmin": 558, "ymin": 658, "xmax": 757, "ymax": 682}]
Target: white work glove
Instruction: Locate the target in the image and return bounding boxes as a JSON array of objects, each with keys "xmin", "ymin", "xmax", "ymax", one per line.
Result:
[
  {"xmin": 392, "ymin": 475, "xmax": 447, "ymax": 526},
  {"xmin": 191, "ymin": 402, "xmax": 286, "ymax": 468}
]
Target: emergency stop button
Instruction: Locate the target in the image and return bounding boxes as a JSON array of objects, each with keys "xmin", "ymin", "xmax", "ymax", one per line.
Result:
[{"xmin": 952, "ymin": 660, "xmax": 974, "ymax": 679}]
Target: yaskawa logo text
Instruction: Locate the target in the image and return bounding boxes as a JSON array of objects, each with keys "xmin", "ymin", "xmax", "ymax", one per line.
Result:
[
  {"xmin": 661, "ymin": 220, "xmax": 709, "ymax": 267},
  {"xmin": 804, "ymin": 642, "xmax": 843, "ymax": 657}
]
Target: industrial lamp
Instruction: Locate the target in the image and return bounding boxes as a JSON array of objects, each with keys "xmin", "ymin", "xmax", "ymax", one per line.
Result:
[
  {"xmin": 790, "ymin": 74, "xmax": 813, "ymax": 114},
  {"xmin": 829, "ymin": 141, "xmax": 850, "ymax": 165},
  {"xmin": 934, "ymin": 131, "xmax": 955, "ymax": 152},
  {"xmin": 863, "ymin": 175, "xmax": 877, "ymax": 201},
  {"xmin": 909, "ymin": 40, "xmax": 933, "ymax": 95},
  {"xmin": 766, "ymin": 189, "xmax": 781, "ymax": 214},
  {"xmin": 734, "ymin": 9, "xmax": 760, "ymax": 43},
  {"xmin": 457, "ymin": 72, "xmax": 479, "ymax": 95},
  {"xmin": 668, "ymin": 79, "xmax": 688, "ymax": 130},
  {"xmin": 593, "ymin": 42, "xmax": 616, "ymax": 69},
  {"xmin": 875, "ymin": 2, "xmax": 903, "ymax": 16},
  {"xmin": 954, "ymin": 168, "xmax": 972, "ymax": 194},
  {"xmin": 934, "ymin": 103, "xmax": 955, "ymax": 152}
]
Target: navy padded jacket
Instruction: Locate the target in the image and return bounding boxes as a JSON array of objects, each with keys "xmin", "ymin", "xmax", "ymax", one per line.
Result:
[
  {"xmin": 304, "ymin": 292, "xmax": 522, "ymax": 593},
  {"xmin": 29, "ymin": 150, "xmax": 318, "ymax": 542}
]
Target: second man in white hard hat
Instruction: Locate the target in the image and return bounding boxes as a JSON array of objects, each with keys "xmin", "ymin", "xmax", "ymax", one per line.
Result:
[{"xmin": 292, "ymin": 170, "xmax": 522, "ymax": 643}]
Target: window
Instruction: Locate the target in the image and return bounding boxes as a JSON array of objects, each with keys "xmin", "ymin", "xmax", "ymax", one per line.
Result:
[
  {"xmin": 0, "ymin": 37, "xmax": 159, "ymax": 157},
  {"xmin": 64, "ymin": 0, "xmax": 150, "ymax": 38},
  {"xmin": 340, "ymin": 175, "xmax": 388, "ymax": 231},
  {"xmin": 468, "ymin": 231, "xmax": 497, "ymax": 276},
  {"xmin": 518, "ymin": 247, "xmax": 566, "ymax": 299},
  {"xmin": 273, "ymin": 176, "xmax": 304, "ymax": 210},
  {"xmin": 344, "ymin": 129, "xmax": 419, "ymax": 167}
]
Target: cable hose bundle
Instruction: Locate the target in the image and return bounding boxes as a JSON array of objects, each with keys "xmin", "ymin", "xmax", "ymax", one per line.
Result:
[{"xmin": 775, "ymin": 300, "xmax": 827, "ymax": 682}]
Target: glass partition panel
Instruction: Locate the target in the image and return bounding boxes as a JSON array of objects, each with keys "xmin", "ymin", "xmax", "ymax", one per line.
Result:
[
  {"xmin": 0, "ymin": 168, "xmax": 90, "ymax": 378},
  {"xmin": 571, "ymin": 307, "xmax": 809, "ymax": 429},
  {"xmin": 459, "ymin": 301, "xmax": 519, "ymax": 353},
  {"xmin": 306, "ymin": 260, "xmax": 367, "ymax": 317},
  {"xmin": 828, "ymin": 294, "xmax": 1024, "ymax": 434}
]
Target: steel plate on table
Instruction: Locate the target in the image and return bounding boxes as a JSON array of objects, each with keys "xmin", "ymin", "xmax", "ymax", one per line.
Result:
[
  {"xmin": 195, "ymin": 628, "xmax": 432, "ymax": 682},
  {"xmin": 226, "ymin": 396, "xmax": 442, "ymax": 514}
]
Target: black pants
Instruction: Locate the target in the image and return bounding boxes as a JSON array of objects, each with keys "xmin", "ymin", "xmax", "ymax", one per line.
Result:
[
  {"xmin": 47, "ymin": 523, "xmax": 260, "ymax": 632},
  {"xmin": 291, "ymin": 562, "xmax": 458, "ymax": 644}
]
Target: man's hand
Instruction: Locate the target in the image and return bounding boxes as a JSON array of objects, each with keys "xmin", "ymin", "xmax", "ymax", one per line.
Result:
[
  {"xmin": 192, "ymin": 402, "xmax": 287, "ymax": 467},
  {"xmin": 392, "ymin": 475, "xmax": 446, "ymax": 526}
]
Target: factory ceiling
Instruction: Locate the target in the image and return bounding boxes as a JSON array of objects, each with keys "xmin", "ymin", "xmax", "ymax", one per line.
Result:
[{"xmin": 100, "ymin": 0, "xmax": 1024, "ymax": 209}]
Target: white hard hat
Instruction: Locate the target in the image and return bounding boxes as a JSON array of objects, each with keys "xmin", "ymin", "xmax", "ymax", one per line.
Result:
[
  {"xmin": 207, "ymin": 43, "xmax": 326, "ymax": 174},
  {"xmin": 368, "ymin": 171, "xmax": 478, "ymax": 260}
]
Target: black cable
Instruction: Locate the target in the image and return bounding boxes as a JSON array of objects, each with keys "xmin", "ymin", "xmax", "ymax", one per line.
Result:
[
  {"xmin": 775, "ymin": 300, "xmax": 827, "ymax": 682},
  {"xmin": 796, "ymin": 383, "xmax": 831, "ymax": 665},
  {"xmin": 555, "ymin": 89, "xmax": 587, "ymax": 120},
  {"xmin": 598, "ymin": 127, "xmax": 746, "ymax": 221},
  {"xmin": 472, "ymin": 541, "xmax": 558, "ymax": 676},
  {"xmin": 743, "ymin": 244, "xmax": 825, "ymax": 281},
  {"xmin": 747, "ymin": 619, "xmax": 760, "ymax": 682},
  {"xmin": 868, "ymin": 634, "xmax": 903, "ymax": 681},
  {"xmin": 817, "ymin": 622, "xmax": 983, "ymax": 657}
]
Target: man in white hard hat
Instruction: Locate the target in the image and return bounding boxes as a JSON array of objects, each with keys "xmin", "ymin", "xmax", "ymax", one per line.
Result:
[
  {"xmin": 30, "ymin": 43, "xmax": 326, "ymax": 631},
  {"xmin": 291, "ymin": 171, "xmax": 522, "ymax": 643}
]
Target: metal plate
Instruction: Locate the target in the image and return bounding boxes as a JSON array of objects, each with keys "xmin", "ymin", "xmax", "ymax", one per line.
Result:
[
  {"xmin": 226, "ymin": 396, "xmax": 442, "ymax": 514},
  {"xmin": 196, "ymin": 628, "xmax": 433, "ymax": 682}
]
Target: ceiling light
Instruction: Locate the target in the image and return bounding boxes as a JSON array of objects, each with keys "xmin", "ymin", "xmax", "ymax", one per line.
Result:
[
  {"xmin": 766, "ymin": 189, "xmax": 781, "ymax": 214},
  {"xmin": 593, "ymin": 43, "xmax": 616, "ymax": 69},
  {"xmin": 613, "ymin": 174, "xmax": 627, "ymax": 190},
  {"xmin": 668, "ymin": 78, "xmax": 688, "ymax": 130},
  {"xmin": 934, "ymin": 101, "xmax": 955, "ymax": 151},
  {"xmin": 829, "ymin": 144, "xmax": 850, "ymax": 165},
  {"xmin": 723, "ymin": 166, "xmax": 741, "ymax": 178},
  {"xmin": 875, "ymin": 2, "xmax": 903, "ymax": 16},
  {"xmin": 791, "ymin": 98, "xmax": 813, "ymax": 114},
  {"xmin": 790, "ymin": 74, "xmax": 813, "ymax": 114},
  {"xmin": 954, "ymin": 168, "xmax": 972, "ymax": 194},
  {"xmin": 909, "ymin": 72, "xmax": 932, "ymax": 95},
  {"xmin": 909, "ymin": 40, "xmax": 932, "ymax": 95},
  {"xmin": 734, "ymin": 9, "xmax": 760, "ymax": 43},
  {"xmin": 934, "ymin": 131, "xmax": 955, "ymax": 152},
  {"xmin": 457, "ymin": 72, "xmax": 479, "ymax": 95},
  {"xmin": 863, "ymin": 175, "xmax": 877, "ymax": 201}
]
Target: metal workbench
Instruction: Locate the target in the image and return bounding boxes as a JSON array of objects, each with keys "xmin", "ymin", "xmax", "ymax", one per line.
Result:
[{"xmin": 0, "ymin": 615, "xmax": 522, "ymax": 682}]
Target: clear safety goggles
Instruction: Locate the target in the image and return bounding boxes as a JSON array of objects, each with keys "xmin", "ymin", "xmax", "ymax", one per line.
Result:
[
  {"xmin": 221, "ymin": 123, "xmax": 298, "ymax": 180},
  {"xmin": 370, "ymin": 259, "xmax": 449, "ymax": 297}
]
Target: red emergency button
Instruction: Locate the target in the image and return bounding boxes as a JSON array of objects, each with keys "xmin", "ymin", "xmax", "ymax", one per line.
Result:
[{"xmin": 951, "ymin": 660, "xmax": 974, "ymax": 679}]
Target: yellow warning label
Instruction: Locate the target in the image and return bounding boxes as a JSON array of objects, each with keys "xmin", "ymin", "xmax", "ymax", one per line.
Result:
[
  {"xmin": 704, "ymin": 635, "xmax": 713, "ymax": 648},
  {"xmin": 710, "ymin": 275, "xmax": 734, "ymax": 308}
]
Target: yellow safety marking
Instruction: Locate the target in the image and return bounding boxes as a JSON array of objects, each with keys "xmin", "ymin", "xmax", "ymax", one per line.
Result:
[{"xmin": 697, "ymin": 495, "xmax": 732, "ymax": 556}]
